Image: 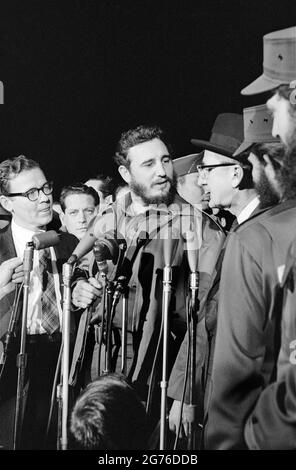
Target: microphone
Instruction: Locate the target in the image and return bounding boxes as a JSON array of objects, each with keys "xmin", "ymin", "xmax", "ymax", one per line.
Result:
[
  {"xmin": 111, "ymin": 275, "xmax": 127, "ymax": 308},
  {"xmin": 31, "ymin": 230, "xmax": 60, "ymax": 250},
  {"xmin": 93, "ymin": 237, "xmax": 120, "ymax": 276},
  {"xmin": 163, "ymin": 224, "xmax": 177, "ymax": 267},
  {"xmin": 183, "ymin": 230, "xmax": 200, "ymax": 273}
]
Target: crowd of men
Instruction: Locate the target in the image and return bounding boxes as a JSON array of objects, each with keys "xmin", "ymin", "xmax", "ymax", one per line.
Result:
[{"xmin": 0, "ymin": 25, "xmax": 296, "ymax": 450}]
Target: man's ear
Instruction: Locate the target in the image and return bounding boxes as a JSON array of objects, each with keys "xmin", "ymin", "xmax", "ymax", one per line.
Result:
[
  {"xmin": 0, "ymin": 195, "xmax": 13, "ymax": 214},
  {"xmin": 118, "ymin": 165, "xmax": 131, "ymax": 185},
  {"xmin": 231, "ymin": 165, "xmax": 244, "ymax": 188}
]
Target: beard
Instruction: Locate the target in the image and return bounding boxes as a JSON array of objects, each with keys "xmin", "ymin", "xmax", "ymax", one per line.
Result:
[
  {"xmin": 255, "ymin": 168, "xmax": 280, "ymax": 208},
  {"xmin": 280, "ymin": 144, "xmax": 296, "ymax": 200},
  {"xmin": 130, "ymin": 172, "xmax": 178, "ymax": 206}
]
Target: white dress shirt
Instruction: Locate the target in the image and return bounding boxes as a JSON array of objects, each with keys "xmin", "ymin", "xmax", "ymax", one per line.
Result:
[{"xmin": 237, "ymin": 196, "xmax": 260, "ymax": 225}]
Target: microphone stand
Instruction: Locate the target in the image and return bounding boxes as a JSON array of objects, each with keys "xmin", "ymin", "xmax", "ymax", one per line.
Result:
[
  {"xmin": 160, "ymin": 228, "xmax": 175, "ymax": 451},
  {"xmin": 187, "ymin": 271, "xmax": 199, "ymax": 450},
  {"xmin": 120, "ymin": 281, "xmax": 129, "ymax": 375},
  {"xmin": 105, "ymin": 280, "xmax": 115, "ymax": 372},
  {"xmin": 57, "ymin": 260, "xmax": 74, "ymax": 450},
  {"xmin": 95, "ymin": 270, "xmax": 107, "ymax": 376},
  {"xmin": 13, "ymin": 242, "xmax": 34, "ymax": 450},
  {"xmin": 183, "ymin": 230, "xmax": 200, "ymax": 451}
]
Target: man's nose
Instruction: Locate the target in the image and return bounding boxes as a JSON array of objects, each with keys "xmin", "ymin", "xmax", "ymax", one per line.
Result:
[
  {"xmin": 78, "ymin": 209, "xmax": 87, "ymax": 221},
  {"xmin": 38, "ymin": 189, "xmax": 51, "ymax": 202},
  {"xmin": 198, "ymin": 172, "xmax": 207, "ymax": 186},
  {"xmin": 155, "ymin": 161, "xmax": 167, "ymax": 177}
]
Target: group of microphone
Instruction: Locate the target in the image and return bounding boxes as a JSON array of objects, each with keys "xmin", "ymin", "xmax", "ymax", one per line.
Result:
[{"xmin": 29, "ymin": 222, "xmax": 201, "ymax": 282}]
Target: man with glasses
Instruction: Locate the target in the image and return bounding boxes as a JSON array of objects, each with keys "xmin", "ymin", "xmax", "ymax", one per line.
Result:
[
  {"xmin": 0, "ymin": 155, "xmax": 78, "ymax": 449},
  {"xmin": 168, "ymin": 113, "xmax": 248, "ymax": 442},
  {"xmin": 168, "ymin": 108, "xmax": 281, "ymax": 446}
]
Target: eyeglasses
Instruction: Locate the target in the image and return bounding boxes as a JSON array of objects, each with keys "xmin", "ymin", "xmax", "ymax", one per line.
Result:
[
  {"xmin": 6, "ymin": 181, "xmax": 53, "ymax": 202},
  {"xmin": 196, "ymin": 163, "xmax": 236, "ymax": 178}
]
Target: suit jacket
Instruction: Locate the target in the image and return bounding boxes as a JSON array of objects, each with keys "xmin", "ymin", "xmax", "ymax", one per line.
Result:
[
  {"xmin": 167, "ymin": 204, "xmax": 265, "ymax": 407},
  {"xmin": 205, "ymin": 199, "xmax": 296, "ymax": 449},
  {"xmin": 243, "ymin": 230, "xmax": 296, "ymax": 449},
  {"xmin": 0, "ymin": 223, "xmax": 78, "ymax": 353}
]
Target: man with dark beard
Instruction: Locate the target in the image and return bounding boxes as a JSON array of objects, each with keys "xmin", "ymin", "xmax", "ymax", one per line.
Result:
[
  {"xmin": 70, "ymin": 125, "xmax": 225, "ymax": 439},
  {"xmin": 235, "ymin": 142, "xmax": 296, "ymax": 450},
  {"xmin": 238, "ymin": 142, "xmax": 283, "ymax": 208}
]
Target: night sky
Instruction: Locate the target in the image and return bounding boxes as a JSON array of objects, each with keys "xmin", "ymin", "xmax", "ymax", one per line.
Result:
[{"xmin": 0, "ymin": 0, "xmax": 295, "ymax": 198}]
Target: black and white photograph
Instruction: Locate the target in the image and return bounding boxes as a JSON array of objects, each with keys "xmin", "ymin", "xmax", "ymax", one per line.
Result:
[{"xmin": 0, "ymin": 0, "xmax": 296, "ymax": 456}]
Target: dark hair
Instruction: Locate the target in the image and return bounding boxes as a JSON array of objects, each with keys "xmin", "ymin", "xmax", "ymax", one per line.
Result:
[
  {"xmin": 279, "ymin": 143, "xmax": 296, "ymax": 200},
  {"xmin": 0, "ymin": 155, "xmax": 40, "ymax": 195},
  {"xmin": 112, "ymin": 181, "xmax": 129, "ymax": 200},
  {"xmin": 70, "ymin": 373, "xmax": 148, "ymax": 450},
  {"xmin": 251, "ymin": 142, "xmax": 285, "ymax": 170},
  {"xmin": 59, "ymin": 183, "xmax": 100, "ymax": 212},
  {"xmin": 86, "ymin": 175, "xmax": 115, "ymax": 198},
  {"xmin": 114, "ymin": 124, "xmax": 174, "ymax": 168}
]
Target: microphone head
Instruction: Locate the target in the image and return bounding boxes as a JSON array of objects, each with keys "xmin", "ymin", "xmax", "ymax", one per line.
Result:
[
  {"xmin": 93, "ymin": 237, "xmax": 119, "ymax": 263},
  {"xmin": 183, "ymin": 230, "xmax": 201, "ymax": 272},
  {"xmin": 32, "ymin": 230, "xmax": 60, "ymax": 250},
  {"xmin": 163, "ymin": 224, "xmax": 178, "ymax": 266}
]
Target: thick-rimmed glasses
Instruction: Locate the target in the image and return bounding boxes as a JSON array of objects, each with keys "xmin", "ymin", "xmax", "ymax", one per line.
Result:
[
  {"xmin": 196, "ymin": 163, "xmax": 236, "ymax": 178},
  {"xmin": 6, "ymin": 181, "xmax": 53, "ymax": 202}
]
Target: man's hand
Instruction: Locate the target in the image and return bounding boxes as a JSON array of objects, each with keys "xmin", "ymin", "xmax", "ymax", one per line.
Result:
[
  {"xmin": 72, "ymin": 277, "xmax": 102, "ymax": 309},
  {"xmin": 169, "ymin": 400, "xmax": 192, "ymax": 438},
  {"xmin": 0, "ymin": 257, "xmax": 23, "ymax": 299}
]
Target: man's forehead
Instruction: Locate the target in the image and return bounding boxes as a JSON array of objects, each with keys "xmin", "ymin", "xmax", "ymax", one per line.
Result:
[
  {"xmin": 203, "ymin": 150, "xmax": 228, "ymax": 163},
  {"xmin": 128, "ymin": 138, "xmax": 169, "ymax": 161},
  {"xmin": 64, "ymin": 193, "xmax": 96, "ymax": 208},
  {"xmin": 9, "ymin": 167, "xmax": 46, "ymax": 190}
]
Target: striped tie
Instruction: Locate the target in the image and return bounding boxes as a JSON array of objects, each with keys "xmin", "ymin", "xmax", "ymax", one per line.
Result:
[{"xmin": 39, "ymin": 248, "xmax": 60, "ymax": 334}]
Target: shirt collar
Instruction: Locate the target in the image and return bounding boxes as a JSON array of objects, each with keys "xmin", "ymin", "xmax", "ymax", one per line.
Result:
[
  {"xmin": 11, "ymin": 219, "xmax": 46, "ymax": 257},
  {"xmin": 237, "ymin": 196, "xmax": 260, "ymax": 225}
]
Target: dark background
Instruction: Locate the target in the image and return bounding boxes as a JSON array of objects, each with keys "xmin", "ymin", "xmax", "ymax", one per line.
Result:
[{"xmin": 0, "ymin": 0, "xmax": 295, "ymax": 198}]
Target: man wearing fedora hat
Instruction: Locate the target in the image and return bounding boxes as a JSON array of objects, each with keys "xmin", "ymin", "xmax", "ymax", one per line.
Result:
[
  {"xmin": 190, "ymin": 112, "xmax": 261, "ymax": 223},
  {"xmin": 168, "ymin": 108, "xmax": 284, "ymax": 446},
  {"xmin": 173, "ymin": 151, "xmax": 236, "ymax": 230},
  {"xmin": 168, "ymin": 112, "xmax": 259, "ymax": 439},
  {"xmin": 205, "ymin": 111, "xmax": 296, "ymax": 448},
  {"xmin": 241, "ymin": 26, "xmax": 296, "ymax": 148}
]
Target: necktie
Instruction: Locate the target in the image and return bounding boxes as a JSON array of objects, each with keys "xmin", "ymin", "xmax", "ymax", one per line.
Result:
[{"xmin": 39, "ymin": 248, "xmax": 60, "ymax": 334}]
